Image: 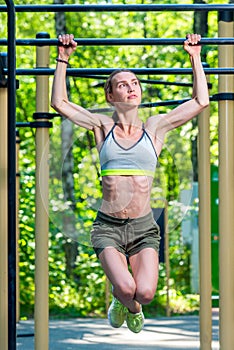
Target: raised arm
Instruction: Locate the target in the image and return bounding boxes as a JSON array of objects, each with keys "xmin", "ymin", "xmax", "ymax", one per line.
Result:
[
  {"xmin": 154, "ymin": 33, "xmax": 209, "ymax": 133},
  {"xmin": 51, "ymin": 34, "xmax": 108, "ymax": 130},
  {"xmin": 185, "ymin": 34, "xmax": 209, "ymax": 105}
]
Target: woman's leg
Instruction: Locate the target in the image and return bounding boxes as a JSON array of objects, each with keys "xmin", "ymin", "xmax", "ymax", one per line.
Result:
[
  {"xmin": 99, "ymin": 247, "xmax": 141, "ymax": 313},
  {"xmin": 129, "ymin": 247, "xmax": 159, "ymax": 305}
]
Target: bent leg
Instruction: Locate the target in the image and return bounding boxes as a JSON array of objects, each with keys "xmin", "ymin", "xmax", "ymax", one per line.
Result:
[
  {"xmin": 129, "ymin": 247, "xmax": 159, "ymax": 305},
  {"xmin": 99, "ymin": 247, "xmax": 141, "ymax": 313}
]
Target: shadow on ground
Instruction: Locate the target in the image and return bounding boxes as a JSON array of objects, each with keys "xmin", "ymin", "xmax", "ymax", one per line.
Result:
[{"xmin": 17, "ymin": 313, "xmax": 219, "ymax": 350}]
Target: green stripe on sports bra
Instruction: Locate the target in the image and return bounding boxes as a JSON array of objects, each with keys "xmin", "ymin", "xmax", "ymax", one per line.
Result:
[{"xmin": 101, "ymin": 169, "xmax": 155, "ymax": 177}]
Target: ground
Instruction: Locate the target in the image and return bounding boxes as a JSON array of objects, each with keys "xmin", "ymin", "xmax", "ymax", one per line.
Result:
[{"xmin": 17, "ymin": 310, "xmax": 219, "ymax": 350}]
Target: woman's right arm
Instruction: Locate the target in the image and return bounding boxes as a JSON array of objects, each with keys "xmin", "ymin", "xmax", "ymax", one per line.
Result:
[{"xmin": 51, "ymin": 34, "xmax": 107, "ymax": 131}]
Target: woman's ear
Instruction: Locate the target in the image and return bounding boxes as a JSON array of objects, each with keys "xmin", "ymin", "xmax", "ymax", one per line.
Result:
[{"xmin": 106, "ymin": 92, "xmax": 113, "ymax": 104}]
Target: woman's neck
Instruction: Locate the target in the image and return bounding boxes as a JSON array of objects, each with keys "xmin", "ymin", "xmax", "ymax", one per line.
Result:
[{"xmin": 112, "ymin": 108, "xmax": 141, "ymax": 128}]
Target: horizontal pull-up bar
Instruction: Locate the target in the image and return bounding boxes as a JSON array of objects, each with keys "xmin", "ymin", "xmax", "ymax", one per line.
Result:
[
  {"xmin": 1, "ymin": 37, "xmax": 234, "ymax": 47},
  {"xmin": 89, "ymin": 76, "xmax": 197, "ymax": 88},
  {"xmin": 3, "ymin": 67, "xmax": 234, "ymax": 76},
  {"xmin": 0, "ymin": 4, "xmax": 234, "ymax": 13},
  {"xmin": 15, "ymin": 94, "xmax": 233, "ymax": 119},
  {"xmin": 90, "ymin": 94, "xmax": 234, "ymax": 112}
]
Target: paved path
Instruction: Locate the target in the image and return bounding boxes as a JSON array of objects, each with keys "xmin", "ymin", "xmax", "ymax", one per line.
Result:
[{"xmin": 17, "ymin": 312, "xmax": 219, "ymax": 350}]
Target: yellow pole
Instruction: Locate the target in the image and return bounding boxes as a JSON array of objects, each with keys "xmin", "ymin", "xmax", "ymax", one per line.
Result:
[
  {"xmin": 0, "ymin": 67, "xmax": 8, "ymax": 350},
  {"xmin": 34, "ymin": 32, "xmax": 50, "ymax": 350},
  {"xmin": 152, "ymin": 198, "xmax": 170, "ymax": 316},
  {"xmin": 198, "ymin": 77, "xmax": 212, "ymax": 350},
  {"xmin": 105, "ymin": 277, "xmax": 111, "ymax": 314},
  {"xmin": 16, "ymin": 130, "xmax": 20, "ymax": 323},
  {"xmin": 218, "ymin": 11, "xmax": 234, "ymax": 350},
  {"xmin": 163, "ymin": 200, "xmax": 170, "ymax": 317}
]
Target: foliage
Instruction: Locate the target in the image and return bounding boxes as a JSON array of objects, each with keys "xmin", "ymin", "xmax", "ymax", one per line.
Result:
[
  {"xmin": 0, "ymin": 0, "xmax": 227, "ymax": 318},
  {"xmin": 49, "ymin": 247, "xmax": 107, "ymax": 317}
]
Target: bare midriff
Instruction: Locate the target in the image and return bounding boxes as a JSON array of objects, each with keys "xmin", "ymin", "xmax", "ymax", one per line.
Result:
[{"xmin": 99, "ymin": 175, "xmax": 153, "ymax": 219}]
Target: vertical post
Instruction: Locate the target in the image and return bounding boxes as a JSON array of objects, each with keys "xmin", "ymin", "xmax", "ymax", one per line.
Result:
[
  {"xmin": 198, "ymin": 71, "xmax": 212, "ymax": 350},
  {"xmin": 218, "ymin": 10, "xmax": 234, "ymax": 350},
  {"xmin": 16, "ymin": 130, "xmax": 20, "ymax": 323},
  {"xmin": 105, "ymin": 277, "xmax": 111, "ymax": 313},
  {"xmin": 34, "ymin": 32, "xmax": 50, "ymax": 350},
  {"xmin": 0, "ymin": 52, "xmax": 9, "ymax": 350},
  {"xmin": 6, "ymin": 1, "xmax": 17, "ymax": 349},
  {"xmin": 163, "ymin": 200, "xmax": 170, "ymax": 317},
  {"xmin": 152, "ymin": 198, "xmax": 170, "ymax": 316}
]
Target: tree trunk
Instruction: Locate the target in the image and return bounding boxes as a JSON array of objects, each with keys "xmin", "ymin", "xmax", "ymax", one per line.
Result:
[
  {"xmin": 192, "ymin": 0, "xmax": 208, "ymax": 181},
  {"xmin": 54, "ymin": 0, "xmax": 78, "ymax": 278}
]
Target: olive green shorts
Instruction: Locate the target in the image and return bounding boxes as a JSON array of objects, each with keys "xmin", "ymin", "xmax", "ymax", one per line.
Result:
[{"xmin": 91, "ymin": 211, "xmax": 161, "ymax": 258}]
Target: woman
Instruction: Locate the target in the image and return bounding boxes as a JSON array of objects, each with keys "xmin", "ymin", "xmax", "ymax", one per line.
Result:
[{"xmin": 51, "ymin": 33, "xmax": 209, "ymax": 333}]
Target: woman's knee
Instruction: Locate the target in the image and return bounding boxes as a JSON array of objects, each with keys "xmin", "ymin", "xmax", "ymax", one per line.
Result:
[
  {"xmin": 113, "ymin": 279, "xmax": 136, "ymax": 301},
  {"xmin": 135, "ymin": 286, "xmax": 156, "ymax": 305}
]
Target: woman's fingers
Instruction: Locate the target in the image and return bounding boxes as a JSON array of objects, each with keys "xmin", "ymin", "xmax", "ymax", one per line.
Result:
[
  {"xmin": 185, "ymin": 33, "xmax": 201, "ymax": 45},
  {"xmin": 58, "ymin": 33, "xmax": 77, "ymax": 48}
]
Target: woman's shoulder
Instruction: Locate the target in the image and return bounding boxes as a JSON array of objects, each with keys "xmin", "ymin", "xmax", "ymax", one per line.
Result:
[{"xmin": 93, "ymin": 116, "xmax": 115, "ymax": 148}]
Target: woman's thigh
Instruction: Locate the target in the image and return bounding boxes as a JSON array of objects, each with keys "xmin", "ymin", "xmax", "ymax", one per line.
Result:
[
  {"xmin": 99, "ymin": 247, "xmax": 135, "ymax": 289},
  {"xmin": 129, "ymin": 248, "xmax": 159, "ymax": 296}
]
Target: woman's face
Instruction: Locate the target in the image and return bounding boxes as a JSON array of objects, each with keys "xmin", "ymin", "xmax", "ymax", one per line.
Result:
[{"xmin": 106, "ymin": 71, "xmax": 142, "ymax": 107}]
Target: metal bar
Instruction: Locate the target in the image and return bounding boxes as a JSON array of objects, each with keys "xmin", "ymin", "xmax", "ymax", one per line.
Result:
[
  {"xmin": 218, "ymin": 10, "xmax": 234, "ymax": 350},
  {"xmin": 0, "ymin": 4, "xmax": 234, "ymax": 13},
  {"xmin": 88, "ymin": 98, "xmax": 189, "ymax": 113},
  {"xmin": 15, "ymin": 130, "xmax": 20, "ymax": 324},
  {"xmin": 140, "ymin": 98, "xmax": 190, "ymax": 108},
  {"xmin": 76, "ymin": 75, "xmax": 195, "ymax": 87},
  {"xmin": 1, "ymin": 37, "xmax": 234, "ymax": 47},
  {"xmin": 88, "ymin": 94, "xmax": 229, "ymax": 113},
  {"xmin": 34, "ymin": 33, "xmax": 50, "ymax": 350},
  {"xmin": 0, "ymin": 57, "xmax": 8, "ymax": 350},
  {"xmin": 198, "ymin": 79, "xmax": 212, "ymax": 350},
  {"xmin": 5, "ymin": 0, "xmax": 16, "ymax": 350},
  {"xmin": 15, "ymin": 122, "xmax": 31, "ymax": 127},
  {"xmin": 14, "ymin": 94, "xmax": 230, "ymax": 117},
  {"xmin": 3, "ymin": 67, "xmax": 234, "ymax": 76}
]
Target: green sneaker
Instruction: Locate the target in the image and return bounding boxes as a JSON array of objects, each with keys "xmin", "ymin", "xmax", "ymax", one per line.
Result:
[
  {"xmin": 126, "ymin": 308, "xmax": 145, "ymax": 333},
  {"xmin": 108, "ymin": 297, "xmax": 127, "ymax": 328}
]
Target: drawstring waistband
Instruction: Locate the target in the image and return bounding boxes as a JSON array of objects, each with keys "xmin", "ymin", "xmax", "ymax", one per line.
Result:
[{"xmin": 96, "ymin": 210, "xmax": 153, "ymax": 227}]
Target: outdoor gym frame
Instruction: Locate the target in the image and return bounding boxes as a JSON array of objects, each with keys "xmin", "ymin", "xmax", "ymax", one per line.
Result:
[
  {"xmin": 1, "ymin": 2, "xmax": 234, "ymax": 350},
  {"xmin": 0, "ymin": 3, "xmax": 234, "ymax": 11}
]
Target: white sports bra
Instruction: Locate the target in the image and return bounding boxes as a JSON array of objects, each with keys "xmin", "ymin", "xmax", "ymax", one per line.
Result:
[{"xmin": 99, "ymin": 124, "xmax": 157, "ymax": 177}]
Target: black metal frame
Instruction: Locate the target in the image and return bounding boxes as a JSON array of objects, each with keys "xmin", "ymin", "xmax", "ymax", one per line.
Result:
[
  {"xmin": 0, "ymin": 3, "xmax": 234, "ymax": 12},
  {"xmin": 3, "ymin": 67, "xmax": 234, "ymax": 76},
  {"xmin": 4, "ymin": 1, "xmax": 16, "ymax": 350},
  {"xmin": 1, "ymin": 37, "xmax": 234, "ymax": 46},
  {"xmin": 2, "ymin": 3, "xmax": 234, "ymax": 350}
]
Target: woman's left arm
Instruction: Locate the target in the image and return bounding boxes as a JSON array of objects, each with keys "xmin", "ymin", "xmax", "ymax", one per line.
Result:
[
  {"xmin": 186, "ymin": 33, "xmax": 209, "ymax": 106},
  {"xmin": 155, "ymin": 33, "xmax": 209, "ymax": 133}
]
